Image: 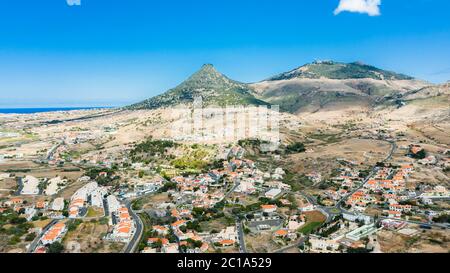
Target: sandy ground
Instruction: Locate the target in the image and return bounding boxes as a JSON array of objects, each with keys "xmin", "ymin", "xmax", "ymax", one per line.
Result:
[
  {"xmin": 378, "ymin": 226, "xmax": 450, "ymax": 253},
  {"xmin": 63, "ymin": 221, "xmax": 123, "ymax": 253}
]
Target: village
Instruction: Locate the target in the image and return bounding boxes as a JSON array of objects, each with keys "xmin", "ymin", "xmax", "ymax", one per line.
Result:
[
  {"xmin": 0, "ymin": 105, "xmax": 449, "ymax": 254},
  {"xmin": 2, "ymin": 130, "xmax": 448, "ymax": 254}
]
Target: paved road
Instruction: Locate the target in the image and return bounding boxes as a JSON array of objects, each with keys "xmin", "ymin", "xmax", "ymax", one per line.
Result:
[
  {"xmin": 336, "ymin": 140, "xmax": 397, "ymax": 214},
  {"xmin": 223, "ymin": 181, "xmax": 240, "ymax": 201},
  {"xmin": 45, "ymin": 141, "xmax": 64, "ymax": 161},
  {"xmin": 14, "ymin": 177, "xmax": 23, "ymax": 196},
  {"xmin": 236, "ymin": 220, "xmax": 247, "ymax": 253},
  {"xmin": 122, "ymin": 199, "xmax": 144, "ymax": 253},
  {"xmin": 41, "ymin": 109, "xmax": 123, "ymax": 126},
  {"xmin": 294, "ymin": 140, "xmax": 397, "ymax": 225},
  {"xmin": 273, "ymin": 236, "xmax": 307, "ymax": 253},
  {"xmin": 27, "ymin": 219, "xmax": 58, "ymax": 253},
  {"xmin": 121, "ymin": 191, "xmax": 159, "ymax": 253}
]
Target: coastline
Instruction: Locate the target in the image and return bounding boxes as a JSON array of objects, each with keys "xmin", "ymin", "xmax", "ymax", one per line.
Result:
[{"xmin": 0, "ymin": 107, "xmax": 113, "ymax": 114}]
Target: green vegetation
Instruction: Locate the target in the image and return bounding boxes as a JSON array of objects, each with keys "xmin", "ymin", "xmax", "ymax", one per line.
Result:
[
  {"xmin": 138, "ymin": 213, "xmax": 158, "ymax": 251},
  {"xmin": 283, "ymin": 171, "xmax": 313, "ymax": 191},
  {"xmin": 308, "ymin": 133, "xmax": 341, "ymax": 144},
  {"xmin": 99, "ymin": 217, "xmax": 109, "ymax": 225},
  {"xmin": 285, "ymin": 142, "xmax": 306, "ymax": 153},
  {"xmin": 298, "ymin": 221, "xmax": 323, "ymax": 235},
  {"xmin": 5, "ymin": 169, "xmax": 31, "ymax": 173},
  {"xmin": 179, "ymin": 220, "xmax": 202, "ymax": 232},
  {"xmin": 86, "ymin": 207, "xmax": 103, "ymax": 218},
  {"xmin": 318, "ymin": 223, "xmax": 341, "ymax": 237},
  {"xmin": 131, "ymin": 139, "xmax": 177, "ymax": 157},
  {"xmin": 171, "ymin": 157, "xmax": 208, "ymax": 171},
  {"xmin": 347, "ymin": 247, "xmax": 371, "ymax": 253},
  {"xmin": 84, "ymin": 167, "xmax": 119, "ymax": 186},
  {"xmin": 268, "ymin": 61, "xmax": 413, "ymax": 81},
  {"xmin": 67, "ymin": 219, "xmax": 83, "ymax": 231},
  {"xmin": 0, "ymin": 209, "xmax": 33, "ymax": 242},
  {"xmin": 132, "ymin": 199, "xmax": 144, "ymax": 210},
  {"xmin": 48, "ymin": 241, "xmax": 65, "ymax": 253},
  {"xmin": 238, "ymin": 138, "xmax": 268, "ymax": 149},
  {"xmin": 410, "ymin": 148, "xmax": 426, "ymax": 159},
  {"xmin": 61, "ymin": 150, "xmax": 82, "ymax": 161},
  {"xmin": 159, "ymin": 182, "xmax": 177, "ymax": 192},
  {"xmin": 127, "ymin": 64, "xmax": 268, "ymax": 110},
  {"xmin": 433, "ymin": 214, "xmax": 449, "ymax": 224},
  {"xmin": 25, "ymin": 232, "xmax": 36, "ymax": 241}
]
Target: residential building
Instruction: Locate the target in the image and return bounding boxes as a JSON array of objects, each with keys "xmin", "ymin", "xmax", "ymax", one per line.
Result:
[
  {"xmin": 41, "ymin": 222, "xmax": 66, "ymax": 245},
  {"xmin": 345, "ymin": 224, "xmax": 378, "ymax": 241},
  {"xmin": 21, "ymin": 175, "xmax": 40, "ymax": 195},
  {"xmin": 265, "ymin": 188, "xmax": 282, "ymax": 199},
  {"xmin": 51, "ymin": 197, "xmax": 65, "ymax": 211}
]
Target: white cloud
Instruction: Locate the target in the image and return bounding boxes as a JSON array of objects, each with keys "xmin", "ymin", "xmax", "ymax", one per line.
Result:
[
  {"xmin": 334, "ymin": 0, "xmax": 381, "ymax": 16},
  {"xmin": 66, "ymin": 0, "xmax": 81, "ymax": 6}
]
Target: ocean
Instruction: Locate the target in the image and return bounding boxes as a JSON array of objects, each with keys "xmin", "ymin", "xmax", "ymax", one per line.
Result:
[{"xmin": 0, "ymin": 107, "xmax": 111, "ymax": 114}]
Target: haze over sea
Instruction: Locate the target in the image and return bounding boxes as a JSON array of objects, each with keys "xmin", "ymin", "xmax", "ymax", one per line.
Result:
[{"xmin": 0, "ymin": 107, "xmax": 111, "ymax": 114}]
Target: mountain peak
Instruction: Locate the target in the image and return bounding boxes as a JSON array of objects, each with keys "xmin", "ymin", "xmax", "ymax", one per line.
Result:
[
  {"xmin": 197, "ymin": 63, "xmax": 217, "ymax": 74},
  {"xmin": 190, "ymin": 63, "xmax": 222, "ymax": 79},
  {"xmin": 126, "ymin": 64, "xmax": 267, "ymax": 110},
  {"xmin": 201, "ymin": 63, "xmax": 215, "ymax": 69},
  {"xmin": 266, "ymin": 61, "xmax": 414, "ymax": 81}
]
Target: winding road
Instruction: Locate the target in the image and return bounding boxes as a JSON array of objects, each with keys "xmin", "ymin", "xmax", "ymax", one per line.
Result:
[
  {"xmin": 121, "ymin": 199, "xmax": 144, "ymax": 253},
  {"xmin": 27, "ymin": 219, "xmax": 58, "ymax": 253}
]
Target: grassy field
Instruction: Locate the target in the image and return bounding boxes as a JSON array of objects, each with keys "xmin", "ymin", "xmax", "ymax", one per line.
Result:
[
  {"xmin": 298, "ymin": 211, "xmax": 326, "ymax": 235},
  {"xmin": 298, "ymin": 222, "xmax": 323, "ymax": 235},
  {"xmin": 199, "ymin": 216, "xmax": 233, "ymax": 233},
  {"xmin": 86, "ymin": 207, "xmax": 104, "ymax": 218}
]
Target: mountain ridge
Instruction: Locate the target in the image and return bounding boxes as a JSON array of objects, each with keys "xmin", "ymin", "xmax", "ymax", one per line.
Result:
[
  {"xmin": 127, "ymin": 64, "xmax": 267, "ymax": 110},
  {"xmin": 127, "ymin": 61, "xmax": 434, "ymax": 114},
  {"xmin": 264, "ymin": 60, "xmax": 415, "ymax": 81}
]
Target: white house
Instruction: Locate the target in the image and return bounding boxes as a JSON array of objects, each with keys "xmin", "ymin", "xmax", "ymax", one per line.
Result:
[
  {"xmin": 214, "ymin": 226, "xmax": 238, "ymax": 243},
  {"xmin": 44, "ymin": 176, "xmax": 66, "ymax": 196},
  {"xmin": 90, "ymin": 188, "xmax": 106, "ymax": 208},
  {"xmin": 51, "ymin": 197, "xmax": 65, "ymax": 211},
  {"xmin": 21, "ymin": 175, "xmax": 40, "ymax": 195},
  {"xmin": 106, "ymin": 195, "xmax": 121, "ymax": 215},
  {"xmin": 309, "ymin": 235, "xmax": 340, "ymax": 252},
  {"xmin": 345, "ymin": 224, "xmax": 378, "ymax": 241},
  {"xmin": 265, "ymin": 188, "xmax": 282, "ymax": 199}
]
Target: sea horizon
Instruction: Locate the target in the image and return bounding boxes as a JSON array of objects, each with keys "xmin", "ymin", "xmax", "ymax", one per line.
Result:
[{"xmin": 0, "ymin": 106, "xmax": 115, "ymax": 114}]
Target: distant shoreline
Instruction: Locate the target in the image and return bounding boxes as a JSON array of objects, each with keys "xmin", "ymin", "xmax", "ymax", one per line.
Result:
[{"xmin": 0, "ymin": 107, "xmax": 114, "ymax": 114}]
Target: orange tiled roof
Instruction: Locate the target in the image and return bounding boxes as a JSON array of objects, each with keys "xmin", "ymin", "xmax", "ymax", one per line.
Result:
[
  {"xmin": 219, "ymin": 239, "xmax": 235, "ymax": 245},
  {"xmin": 171, "ymin": 219, "xmax": 186, "ymax": 227},
  {"xmin": 274, "ymin": 229, "xmax": 288, "ymax": 236}
]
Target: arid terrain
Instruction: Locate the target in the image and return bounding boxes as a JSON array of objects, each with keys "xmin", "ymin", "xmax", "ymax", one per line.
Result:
[{"xmin": 0, "ymin": 62, "xmax": 449, "ymax": 254}]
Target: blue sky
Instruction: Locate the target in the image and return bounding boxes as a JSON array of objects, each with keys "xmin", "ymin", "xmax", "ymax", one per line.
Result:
[{"xmin": 0, "ymin": 0, "xmax": 449, "ymax": 107}]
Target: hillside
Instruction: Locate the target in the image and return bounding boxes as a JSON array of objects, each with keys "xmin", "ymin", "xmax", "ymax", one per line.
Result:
[
  {"xmin": 265, "ymin": 60, "xmax": 414, "ymax": 81},
  {"xmin": 127, "ymin": 61, "xmax": 435, "ymax": 115},
  {"xmin": 127, "ymin": 64, "xmax": 267, "ymax": 110},
  {"xmin": 251, "ymin": 61, "xmax": 430, "ymax": 113}
]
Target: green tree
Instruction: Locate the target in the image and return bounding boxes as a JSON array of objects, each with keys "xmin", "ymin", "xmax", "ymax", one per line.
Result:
[
  {"xmin": 48, "ymin": 242, "xmax": 64, "ymax": 253},
  {"xmin": 286, "ymin": 142, "xmax": 306, "ymax": 153},
  {"xmin": 25, "ymin": 233, "xmax": 36, "ymax": 241}
]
